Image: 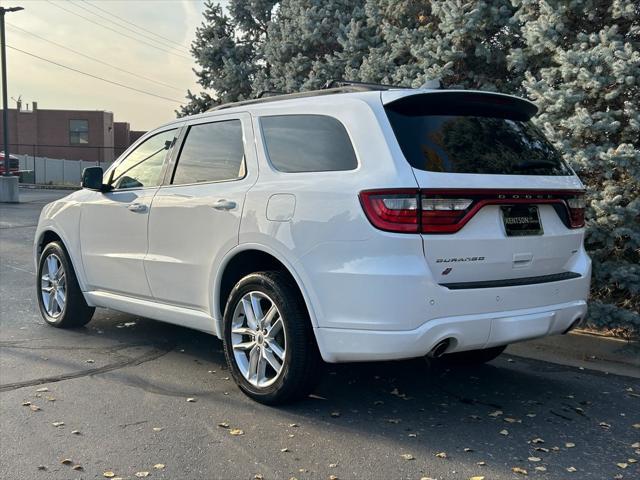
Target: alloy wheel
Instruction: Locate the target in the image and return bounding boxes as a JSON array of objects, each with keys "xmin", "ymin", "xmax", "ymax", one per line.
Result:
[
  {"xmin": 230, "ymin": 291, "xmax": 287, "ymax": 388},
  {"xmin": 40, "ymin": 253, "xmax": 66, "ymax": 318}
]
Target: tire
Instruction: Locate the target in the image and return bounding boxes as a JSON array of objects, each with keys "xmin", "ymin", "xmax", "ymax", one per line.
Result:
[
  {"xmin": 37, "ymin": 241, "xmax": 95, "ymax": 328},
  {"xmin": 222, "ymin": 271, "xmax": 320, "ymax": 405},
  {"xmin": 440, "ymin": 345, "xmax": 507, "ymax": 366}
]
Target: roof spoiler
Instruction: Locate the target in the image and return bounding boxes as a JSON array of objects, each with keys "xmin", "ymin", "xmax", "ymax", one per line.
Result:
[{"xmin": 382, "ymin": 90, "xmax": 538, "ymax": 121}]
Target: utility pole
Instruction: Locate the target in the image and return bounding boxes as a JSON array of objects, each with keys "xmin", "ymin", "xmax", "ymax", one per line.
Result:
[{"xmin": 0, "ymin": 5, "xmax": 23, "ymax": 202}]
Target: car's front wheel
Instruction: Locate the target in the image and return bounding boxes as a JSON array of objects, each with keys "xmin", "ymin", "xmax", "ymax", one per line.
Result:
[
  {"xmin": 37, "ymin": 241, "xmax": 95, "ymax": 328},
  {"xmin": 222, "ymin": 271, "xmax": 319, "ymax": 404}
]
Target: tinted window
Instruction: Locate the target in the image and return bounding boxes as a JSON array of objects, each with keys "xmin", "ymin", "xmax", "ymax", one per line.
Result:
[
  {"xmin": 261, "ymin": 115, "xmax": 357, "ymax": 172},
  {"xmin": 110, "ymin": 129, "xmax": 177, "ymax": 189},
  {"xmin": 172, "ymin": 120, "xmax": 245, "ymax": 185},
  {"xmin": 386, "ymin": 107, "xmax": 571, "ymax": 176}
]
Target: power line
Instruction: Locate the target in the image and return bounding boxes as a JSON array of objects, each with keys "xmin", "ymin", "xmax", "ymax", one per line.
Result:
[
  {"xmin": 8, "ymin": 46, "xmax": 184, "ymax": 104},
  {"xmin": 44, "ymin": 0, "xmax": 192, "ymax": 61},
  {"xmin": 78, "ymin": 0, "xmax": 191, "ymax": 53},
  {"xmin": 7, "ymin": 23, "xmax": 184, "ymax": 93}
]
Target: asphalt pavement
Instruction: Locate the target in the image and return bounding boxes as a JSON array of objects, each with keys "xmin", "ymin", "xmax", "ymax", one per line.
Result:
[{"xmin": 1, "ymin": 188, "xmax": 638, "ymax": 480}]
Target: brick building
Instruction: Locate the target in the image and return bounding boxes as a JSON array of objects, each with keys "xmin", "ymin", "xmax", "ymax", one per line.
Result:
[{"xmin": 0, "ymin": 101, "xmax": 146, "ymax": 163}]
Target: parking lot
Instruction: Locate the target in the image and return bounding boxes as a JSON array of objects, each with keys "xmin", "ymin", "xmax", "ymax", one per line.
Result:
[{"xmin": 1, "ymin": 188, "xmax": 638, "ymax": 480}]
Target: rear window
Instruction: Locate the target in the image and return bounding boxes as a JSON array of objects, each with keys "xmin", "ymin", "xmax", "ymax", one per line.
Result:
[
  {"xmin": 385, "ymin": 97, "xmax": 572, "ymax": 176},
  {"xmin": 261, "ymin": 115, "xmax": 357, "ymax": 172}
]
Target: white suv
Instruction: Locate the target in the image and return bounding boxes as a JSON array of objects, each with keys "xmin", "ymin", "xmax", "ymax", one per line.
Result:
[{"xmin": 34, "ymin": 84, "xmax": 591, "ymax": 404}]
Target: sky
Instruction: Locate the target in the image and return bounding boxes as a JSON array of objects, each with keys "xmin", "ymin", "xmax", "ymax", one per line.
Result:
[{"xmin": 3, "ymin": 0, "xmax": 223, "ymax": 130}]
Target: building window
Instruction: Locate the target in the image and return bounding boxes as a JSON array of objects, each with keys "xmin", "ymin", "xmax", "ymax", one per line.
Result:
[{"xmin": 69, "ymin": 119, "xmax": 89, "ymax": 144}]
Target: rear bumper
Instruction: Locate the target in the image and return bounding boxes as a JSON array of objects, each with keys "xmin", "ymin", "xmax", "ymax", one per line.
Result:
[{"xmin": 315, "ymin": 300, "xmax": 587, "ymax": 363}]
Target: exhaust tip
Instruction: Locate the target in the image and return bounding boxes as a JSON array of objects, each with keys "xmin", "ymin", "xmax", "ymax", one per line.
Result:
[
  {"xmin": 563, "ymin": 317, "xmax": 583, "ymax": 334},
  {"xmin": 428, "ymin": 338, "xmax": 451, "ymax": 358}
]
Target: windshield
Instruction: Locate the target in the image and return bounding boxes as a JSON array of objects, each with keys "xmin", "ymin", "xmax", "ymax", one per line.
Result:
[{"xmin": 385, "ymin": 106, "xmax": 572, "ymax": 176}]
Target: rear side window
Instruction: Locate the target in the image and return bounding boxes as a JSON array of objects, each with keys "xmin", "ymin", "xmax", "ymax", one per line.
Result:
[
  {"xmin": 385, "ymin": 97, "xmax": 572, "ymax": 176},
  {"xmin": 261, "ymin": 115, "xmax": 357, "ymax": 172},
  {"xmin": 172, "ymin": 120, "xmax": 245, "ymax": 185}
]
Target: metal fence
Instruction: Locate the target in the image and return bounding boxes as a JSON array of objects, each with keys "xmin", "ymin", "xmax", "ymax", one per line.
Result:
[{"xmin": 16, "ymin": 155, "xmax": 112, "ymax": 186}]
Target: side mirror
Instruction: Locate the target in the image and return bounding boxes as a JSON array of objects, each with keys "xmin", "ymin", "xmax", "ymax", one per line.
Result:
[{"xmin": 81, "ymin": 166, "xmax": 108, "ymax": 191}]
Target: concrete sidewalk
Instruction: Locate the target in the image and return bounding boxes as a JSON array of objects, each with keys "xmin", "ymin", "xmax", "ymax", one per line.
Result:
[{"xmin": 507, "ymin": 330, "xmax": 640, "ymax": 378}]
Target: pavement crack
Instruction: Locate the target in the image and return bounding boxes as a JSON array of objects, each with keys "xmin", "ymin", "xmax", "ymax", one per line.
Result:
[{"xmin": 0, "ymin": 343, "xmax": 175, "ymax": 392}]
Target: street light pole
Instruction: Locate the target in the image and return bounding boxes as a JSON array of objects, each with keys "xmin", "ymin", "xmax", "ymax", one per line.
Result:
[{"xmin": 1, "ymin": 6, "xmax": 24, "ymax": 178}]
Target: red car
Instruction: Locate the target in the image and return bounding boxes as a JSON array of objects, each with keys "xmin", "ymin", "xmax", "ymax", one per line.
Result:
[{"xmin": 0, "ymin": 152, "xmax": 20, "ymax": 175}]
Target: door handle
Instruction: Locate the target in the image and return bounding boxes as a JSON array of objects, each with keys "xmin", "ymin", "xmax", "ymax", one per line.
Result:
[
  {"xmin": 127, "ymin": 203, "xmax": 148, "ymax": 213},
  {"xmin": 212, "ymin": 199, "xmax": 237, "ymax": 211}
]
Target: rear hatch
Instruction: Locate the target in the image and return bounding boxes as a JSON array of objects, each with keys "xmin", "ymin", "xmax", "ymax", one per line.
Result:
[{"xmin": 382, "ymin": 90, "xmax": 586, "ymax": 288}]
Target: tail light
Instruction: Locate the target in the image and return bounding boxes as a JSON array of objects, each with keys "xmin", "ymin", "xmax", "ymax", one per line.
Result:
[
  {"xmin": 359, "ymin": 189, "xmax": 586, "ymax": 234},
  {"xmin": 566, "ymin": 194, "xmax": 586, "ymax": 228},
  {"xmin": 359, "ymin": 190, "xmax": 419, "ymax": 232}
]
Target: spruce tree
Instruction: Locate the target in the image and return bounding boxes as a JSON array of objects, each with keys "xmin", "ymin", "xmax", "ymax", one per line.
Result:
[{"xmin": 511, "ymin": 0, "xmax": 639, "ymax": 334}]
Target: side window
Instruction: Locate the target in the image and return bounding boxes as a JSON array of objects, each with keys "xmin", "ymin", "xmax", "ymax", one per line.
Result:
[
  {"xmin": 109, "ymin": 129, "xmax": 177, "ymax": 189},
  {"xmin": 69, "ymin": 119, "xmax": 89, "ymax": 145},
  {"xmin": 261, "ymin": 115, "xmax": 357, "ymax": 173},
  {"xmin": 172, "ymin": 120, "xmax": 245, "ymax": 185}
]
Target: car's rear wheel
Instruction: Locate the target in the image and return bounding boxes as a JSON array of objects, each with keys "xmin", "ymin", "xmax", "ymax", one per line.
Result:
[
  {"xmin": 222, "ymin": 271, "xmax": 319, "ymax": 404},
  {"xmin": 37, "ymin": 241, "xmax": 95, "ymax": 328},
  {"xmin": 441, "ymin": 345, "xmax": 507, "ymax": 366}
]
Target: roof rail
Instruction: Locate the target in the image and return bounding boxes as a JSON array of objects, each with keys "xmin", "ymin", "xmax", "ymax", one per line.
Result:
[
  {"xmin": 207, "ymin": 83, "xmax": 388, "ymax": 112},
  {"xmin": 322, "ymin": 79, "xmax": 402, "ymax": 90}
]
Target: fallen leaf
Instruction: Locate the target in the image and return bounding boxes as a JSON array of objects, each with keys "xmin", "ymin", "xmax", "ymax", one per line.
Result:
[
  {"xmin": 535, "ymin": 447, "xmax": 549, "ymax": 453},
  {"xmin": 629, "ymin": 458, "xmax": 637, "ymax": 464},
  {"xmin": 566, "ymin": 466, "xmax": 577, "ymax": 472},
  {"xmin": 61, "ymin": 459, "xmax": 73, "ymax": 465},
  {"xmin": 373, "ymin": 400, "xmax": 384, "ymax": 406},
  {"xmin": 329, "ymin": 463, "xmax": 337, "ymax": 468},
  {"xmin": 229, "ymin": 428, "xmax": 244, "ymax": 436},
  {"xmin": 153, "ymin": 464, "xmax": 165, "ymax": 470},
  {"xmin": 489, "ymin": 410, "xmax": 503, "ymax": 417},
  {"xmin": 103, "ymin": 472, "xmax": 116, "ymax": 478},
  {"xmin": 217, "ymin": 422, "xmax": 229, "ymax": 429},
  {"xmin": 152, "ymin": 427, "xmax": 163, "ymax": 432},
  {"xmin": 599, "ymin": 422, "xmax": 611, "ymax": 428},
  {"xmin": 280, "ymin": 448, "xmax": 289, "ymax": 453},
  {"xmin": 464, "ymin": 448, "xmax": 473, "ymax": 452},
  {"xmin": 512, "ymin": 466, "xmax": 527, "ymax": 475},
  {"xmin": 29, "ymin": 405, "xmax": 41, "ymax": 412},
  {"xmin": 534, "ymin": 466, "xmax": 547, "ymax": 472},
  {"xmin": 186, "ymin": 397, "xmax": 196, "ymax": 403},
  {"xmin": 46, "ymin": 396, "xmax": 56, "ymax": 402},
  {"xmin": 329, "ymin": 476, "xmax": 339, "ymax": 480},
  {"xmin": 401, "ymin": 453, "xmax": 415, "ymax": 460},
  {"xmin": 616, "ymin": 463, "xmax": 628, "ymax": 469},
  {"xmin": 385, "ymin": 418, "xmax": 401, "ymax": 424},
  {"xmin": 36, "ymin": 387, "xmax": 48, "ymax": 393},
  {"xmin": 52, "ymin": 422, "xmax": 64, "ymax": 427},
  {"xmin": 499, "ymin": 429, "xmax": 509, "ymax": 436},
  {"xmin": 21, "ymin": 401, "xmax": 31, "ymax": 406},
  {"xmin": 531, "ymin": 437, "xmax": 544, "ymax": 444},
  {"xmin": 469, "ymin": 477, "xmax": 485, "ymax": 480},
  {"xmin": 254, "ymin": 475, "xmax": 263, "ymax": 480},
  {"xmin": 633, "ymin": 423, "xmax": 640, "ymax": 429},
  {"xmin": 504, "ymin": 417, "xmax": 521, "ymax": 423},
  {"xmin": 37, "ymin": 466, "xmax": 46, "ymax": 471},
  {"xmin": 408, "ymin": 433, "xmax": 417, "ymax": 438},
  {"xmin": 526, "ymin": 413, "xmax": 537, "ymax": 418},
  {"xmin": 477, "ymin": 461, "xmax": 486, "ymax": 466},
  {"xmin": 288, "ymin": 423, "xmax": 298, "ymax": 428},
  {"xmin": 435, "ymin": 452, "xmax": 447, "ymax": 459},
  {"xmin": 124, "ymin": 322, "xmax": 136, "ymax": 327},
  {"xmin": 565, "ymin": 442, "xmax": 575, "ymax": 448},
  {"xmin": 71, "ymin": 430, "xmax": 81, "ymax": 435},
  {"xmin": 330, "ymin": 411, "xmax": 341, "ymax": 418},
  {"xmin": 72, "ymin": 465, "xmax": 83, "ymax": 471},
  {"xmin": 632, "ymin": 442, "xmax": 640, "ymax": 448},
  {"xmin": 528, "ymin": 457, "xmax": 541, "ymax": 462},
  {"xmin": 86, "ymin": 359, "xmax": 95, "ymax": 364},
  {"xmin": 135, "ymin": 472, "xmax": 150, "ymax": 478}
]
